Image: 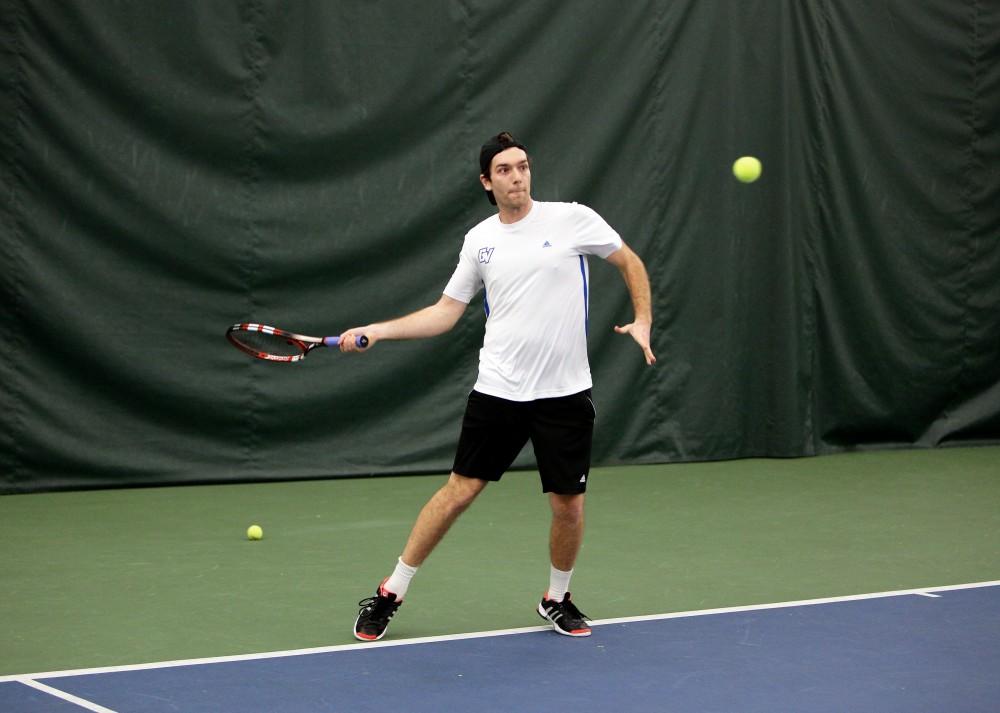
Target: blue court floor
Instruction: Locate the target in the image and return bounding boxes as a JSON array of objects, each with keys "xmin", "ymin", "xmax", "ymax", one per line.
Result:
[{"xmin": 3, "ymin": 582, "xmax": 998, "ymax": 713}]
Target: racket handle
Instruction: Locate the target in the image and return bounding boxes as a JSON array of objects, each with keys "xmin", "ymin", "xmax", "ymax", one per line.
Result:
[{"xmin": 323, "ymin": 335, "xmax": 369, "ymax": 348}]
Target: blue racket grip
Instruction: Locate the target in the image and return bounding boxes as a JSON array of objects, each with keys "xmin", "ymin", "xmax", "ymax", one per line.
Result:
[{"xmin": 323, "ymin": 335, "xmax": 369, "ymax": 348}]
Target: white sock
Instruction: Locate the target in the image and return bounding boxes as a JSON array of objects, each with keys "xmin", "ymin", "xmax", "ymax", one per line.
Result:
[
  {"xmin": 547, "ymin": 565, "xmax": 573, "ymax": 603},
  {"xmin": 382, "ymin": 557, "xmax": 418, "ymax": 601}
]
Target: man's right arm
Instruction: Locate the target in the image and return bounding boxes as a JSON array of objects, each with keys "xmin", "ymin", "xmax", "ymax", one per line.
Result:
[{"xmin": 338, "ymin": 294, "xmax": 468, "ymax": 352}]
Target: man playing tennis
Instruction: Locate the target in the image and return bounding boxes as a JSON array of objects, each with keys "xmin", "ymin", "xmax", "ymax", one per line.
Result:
[{"xmin": 340, "ymin": 131, "xmax": 655, "ymax": 641}]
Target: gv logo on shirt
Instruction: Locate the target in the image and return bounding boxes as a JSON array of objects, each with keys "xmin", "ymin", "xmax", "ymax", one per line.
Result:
[{"xmin": 478, "ymin": 247, "xmax": 495, "ymax": 264}]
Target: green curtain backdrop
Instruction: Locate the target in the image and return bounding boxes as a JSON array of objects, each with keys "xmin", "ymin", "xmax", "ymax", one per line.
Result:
[{"xmin": 2, "ymin": 1, "xmax": 998, "ymax": 492}]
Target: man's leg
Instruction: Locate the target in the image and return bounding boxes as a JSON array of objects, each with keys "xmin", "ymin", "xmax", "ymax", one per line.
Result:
[
  {"xmin": 538, "ymin": 492, "xmax": 591, "ymax": 636},
  {"xmin": 548, "ymin": 492, "xmax": 585, "ymax": 572},
  {"xmin": 355, "ymin": 389, "xmax": 523, "ymax": 642},
  {"xmin": 353, "ymin": 472, "xmax": 487, "ymax": 642},
  {"xmin": 401, "ymin": 472, "xmax": 489, "ymax": 566},
  {"xmin": 532, "ymin": 390, "xmax": 594, "ymax": 637}
]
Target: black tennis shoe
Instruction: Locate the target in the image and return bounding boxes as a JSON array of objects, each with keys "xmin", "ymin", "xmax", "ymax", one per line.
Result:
[
  {"xmin": 537, "ymin": 592, "xmax": 591, "ymax": 637},
  {"xmin": 354, "ymin": 581, "xmax": 401, "ymax": 641}
]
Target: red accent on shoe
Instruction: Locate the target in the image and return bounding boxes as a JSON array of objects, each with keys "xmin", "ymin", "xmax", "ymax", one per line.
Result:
[{"xmin": 378, "ymin": 577, "xmax": 402, "ymax": 602}]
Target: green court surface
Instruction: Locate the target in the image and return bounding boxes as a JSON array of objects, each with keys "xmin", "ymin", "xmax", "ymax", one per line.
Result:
[{"xmin": 1, "ymin": 447, "xmax": 998, "ymax": 677}]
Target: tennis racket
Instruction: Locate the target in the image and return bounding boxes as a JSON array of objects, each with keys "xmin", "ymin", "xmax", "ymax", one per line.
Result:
[{"xmin": 226, "ymin": 323, "xmax": 369, "ymax": 363}]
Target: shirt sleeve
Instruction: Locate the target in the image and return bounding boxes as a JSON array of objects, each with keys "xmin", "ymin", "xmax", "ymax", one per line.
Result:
[
  {"xmin": 570, "ymin": 203, "xmax": 623, "ymax": 258},
  {"xmin": 442, "ymin": 246, "xmax": 482, "ymax": 304}
]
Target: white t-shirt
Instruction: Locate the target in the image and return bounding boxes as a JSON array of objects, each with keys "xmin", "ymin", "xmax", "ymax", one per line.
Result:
[{"xmin": 443, "ymin": 201, "xmax": 623, "ymax": 401}]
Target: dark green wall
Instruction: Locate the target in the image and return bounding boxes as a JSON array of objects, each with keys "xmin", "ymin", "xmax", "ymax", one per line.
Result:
[{"xmin": 2, "ymin": 1, "xmax": 998, "ymax": 492}]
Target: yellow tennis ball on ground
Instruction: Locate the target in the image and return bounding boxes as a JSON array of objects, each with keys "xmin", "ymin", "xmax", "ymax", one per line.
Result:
[
  {"xmin": 733, "ymin": 156, "xmax": 762, "ymax": 183},
  {"xmin": 247, "ymin": 525, "xmax": 263, "ymax": 540}
]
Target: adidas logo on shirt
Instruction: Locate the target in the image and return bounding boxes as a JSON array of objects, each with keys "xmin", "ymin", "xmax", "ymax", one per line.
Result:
[{"xmin": 542, "ymin": 241, "xmax": 552, "ymax": 248}]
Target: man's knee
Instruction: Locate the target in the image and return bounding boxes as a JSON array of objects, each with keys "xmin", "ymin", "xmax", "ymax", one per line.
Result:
[
  {"xmin": 549, "ymin": 493, "xmax": 585, "ymax": 523},
  {"xmin": 442, "ymin": 472, "xmax": 488, "ymax": 511}
]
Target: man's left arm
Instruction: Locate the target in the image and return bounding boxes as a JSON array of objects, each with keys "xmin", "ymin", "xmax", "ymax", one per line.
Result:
[{"xmin": 605, "ymin": 243, "xmax": 656, "ymax": 366}]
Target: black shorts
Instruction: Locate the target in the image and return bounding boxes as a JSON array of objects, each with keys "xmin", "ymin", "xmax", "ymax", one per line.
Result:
[{"xmin": 452, "ymin": 389, "xmax": 596, "ymax": 494}]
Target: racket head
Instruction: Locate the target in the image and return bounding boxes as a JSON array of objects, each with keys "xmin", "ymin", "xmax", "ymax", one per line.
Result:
[{"xmin": 226, "ymin": 323, "xmax": 320, "ymax": 362}]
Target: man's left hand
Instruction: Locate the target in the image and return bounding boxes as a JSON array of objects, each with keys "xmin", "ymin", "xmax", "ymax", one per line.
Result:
[{"xmin": 614, "ymin": 321, "xmax": 656, "ymax": 365}]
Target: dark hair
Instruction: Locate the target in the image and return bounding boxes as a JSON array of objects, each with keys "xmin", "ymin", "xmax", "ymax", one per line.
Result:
[{"xmin": 479, "ymin": 132, "xmax": 528, "ymax": 205}]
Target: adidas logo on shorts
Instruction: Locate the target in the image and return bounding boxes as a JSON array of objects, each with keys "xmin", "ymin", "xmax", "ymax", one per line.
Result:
[{"xmin": 579, "ymin": 474, "xmax": 587, "ymax": 483}]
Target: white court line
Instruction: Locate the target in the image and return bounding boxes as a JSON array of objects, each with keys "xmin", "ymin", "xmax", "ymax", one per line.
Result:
[
  {"xmin": 15, "ymin": 678, "xmax": 119, "ymax": 713},
  {"xmin": 2, "ymin": 579, "xmax": 997, "ymax": 686},
  {"xmin": 595, "ymin": 580, "xmax": 993, "ymax": 627}
]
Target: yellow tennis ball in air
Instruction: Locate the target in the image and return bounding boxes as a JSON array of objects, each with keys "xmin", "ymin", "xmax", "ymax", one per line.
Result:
[
  {"xmin": 247, "ymin": 525, "xmax": 263, "ymax": 541},
  {"xmin": 733, "ymin": 156, "xmax": 762, "ymax": 183}
]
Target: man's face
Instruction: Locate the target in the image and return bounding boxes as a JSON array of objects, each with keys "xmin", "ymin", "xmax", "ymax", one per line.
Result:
[{"xmin": 482, "ymin": 147, "xmax": 531, "ymax": 210}]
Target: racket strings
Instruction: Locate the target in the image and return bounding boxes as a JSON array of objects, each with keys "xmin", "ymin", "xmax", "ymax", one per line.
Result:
[{"xmin": 231, "ymin": 329, "xmax": 305, "ymax": 357}]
